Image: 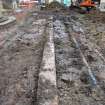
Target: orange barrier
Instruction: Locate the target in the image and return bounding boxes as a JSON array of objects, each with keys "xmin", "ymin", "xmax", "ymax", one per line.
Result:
[{"xmin": 19, "ymin": 0, "xmax": 36, "ymax": 9}]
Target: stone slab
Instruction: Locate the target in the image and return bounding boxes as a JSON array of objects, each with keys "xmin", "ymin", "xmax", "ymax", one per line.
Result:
[
  {"xmin": 0, "ymin": 16, "xmax": 16, "ymax": 29},
  {"xmin": 37, "ymin": 18, "xmax": 58, "ymax": 105}
]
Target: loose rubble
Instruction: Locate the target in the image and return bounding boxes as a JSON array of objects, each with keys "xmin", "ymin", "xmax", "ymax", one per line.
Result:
[{"xmin": 0, "ymin": 6, "xmax": 105, "ymax": 105}]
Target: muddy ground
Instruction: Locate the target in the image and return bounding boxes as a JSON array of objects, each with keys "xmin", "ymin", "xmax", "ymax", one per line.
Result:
[
  {"xmin": 54, "ymin": 13, "xmax": 105, "ymax": 105},
  {"xmin": 0, "ymin": 9, "xmax": 105, "ymax": 105},
  {"xmin": 0, "ymin": 16, "xmax": 47, "ymax": 105},
  {"xmin": 81, "ymin": 11, "xmax": 105, "ymax": 56}
]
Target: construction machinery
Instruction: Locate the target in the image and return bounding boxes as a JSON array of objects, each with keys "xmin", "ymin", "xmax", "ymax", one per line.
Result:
[
  {"xmin": 70, "ymin": 0, "xmax": 96, "ymax": 13},
  {"xmin": 80, "ymin": 0, "xmax": 95, "ymax": 7},
  {"xmin": 79, "ymin": 0, "xmax": 95, "ymax": 12}
]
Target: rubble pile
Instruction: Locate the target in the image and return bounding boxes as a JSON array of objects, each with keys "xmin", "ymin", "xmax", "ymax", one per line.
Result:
[{"xmin": 46, "ymin": 1, "xmax": 65, "ymax": 10}]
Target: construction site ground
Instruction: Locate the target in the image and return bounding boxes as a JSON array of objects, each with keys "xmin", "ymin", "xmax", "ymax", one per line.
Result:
[{"xmin": 0, "ymin": 9, "xmax": 105, "ymax": 105}]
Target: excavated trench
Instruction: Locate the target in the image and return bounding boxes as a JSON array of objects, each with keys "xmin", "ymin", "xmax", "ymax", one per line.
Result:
[
  {"xmin": 54, "ymin": 16, "xmax": 105, "ymax": 105},
  {"xmin": 54, "ymin": 19, "xmax": 84, "ymax": 105}
]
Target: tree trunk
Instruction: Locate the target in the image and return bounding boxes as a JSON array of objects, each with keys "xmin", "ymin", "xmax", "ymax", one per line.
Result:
[
  {"xmin": 2, "ymin": 0, "xmax": 12, "ymax": 9},
  {"xmin": 0, "ymin": 0, "xmax": 3, "ymax": 16}
]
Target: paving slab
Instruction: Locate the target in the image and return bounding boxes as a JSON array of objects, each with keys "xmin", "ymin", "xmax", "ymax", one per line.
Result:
[{"xmin": 37, "ymin": 17, "xmax": 58, "ymax": 105}]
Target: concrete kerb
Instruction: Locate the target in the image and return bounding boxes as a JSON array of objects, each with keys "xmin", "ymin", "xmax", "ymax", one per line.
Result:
[
  {"xmin": 0, "ymin": 16, "xmax": 16, "ymax": 29},
  {"xmin": 37, "ymin": 17, "xmax": 58, "ymax": 105}
]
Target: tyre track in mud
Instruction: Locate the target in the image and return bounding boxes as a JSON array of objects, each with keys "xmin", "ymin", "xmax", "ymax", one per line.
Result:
[
  {"xmin": 54, "ymin": 19, "xmax": 85, "ymax": 105},
  {"xmin": 69, "ymin": 18, "xmax": 105, "ymax": 86},
  {"xmin": 54, "ymin": 16, "xmax": 105, "ymax": 105},
  {"xmin": 69, "ymin": 16, "xmax": 105, "ymax": 104}
]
